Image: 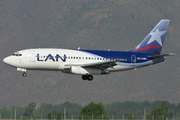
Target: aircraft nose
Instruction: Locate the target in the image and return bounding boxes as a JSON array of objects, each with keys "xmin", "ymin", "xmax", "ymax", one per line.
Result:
[{"xmin": 3, "ymin": 56, "xmax": 11, "ymax": 65}]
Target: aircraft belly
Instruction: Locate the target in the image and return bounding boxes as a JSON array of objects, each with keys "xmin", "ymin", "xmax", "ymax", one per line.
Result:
[{"xmin": 108, "ymin": 61, "xmax": 152, "ymax": 72}]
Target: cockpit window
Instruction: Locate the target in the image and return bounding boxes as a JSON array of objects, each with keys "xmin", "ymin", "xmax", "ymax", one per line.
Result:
[{"xmin": 12, "ymin": 52, "xmax": 22, "ymax": 56}]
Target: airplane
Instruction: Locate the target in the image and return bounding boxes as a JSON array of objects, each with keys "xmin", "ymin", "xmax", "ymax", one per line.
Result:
[{"xmin": 3, "ymin": 19, "xmax": 175, "ymax": 81}]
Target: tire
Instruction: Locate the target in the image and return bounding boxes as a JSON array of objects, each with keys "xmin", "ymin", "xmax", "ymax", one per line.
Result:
[
  {"xmin": 87, "ymin": 75, "xmax": 93, "ymax": 81},
  {"xmin": 82, "ymin": 75, "xmax": 87, "ymax": 80},
  {"xmin": 22, "ymin": 72, "xmax": 27, "ymax": 77}
]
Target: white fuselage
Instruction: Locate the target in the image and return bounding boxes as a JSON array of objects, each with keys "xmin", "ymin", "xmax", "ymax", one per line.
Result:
[{"xmin": 3, "ymin": 48, "xmax": 154, "ymax": 75}]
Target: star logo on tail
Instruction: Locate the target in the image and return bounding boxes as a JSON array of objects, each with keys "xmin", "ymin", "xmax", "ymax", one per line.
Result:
[{"xmin": 147, "ymin": 28, "xmax": 166, "ymax": 46}]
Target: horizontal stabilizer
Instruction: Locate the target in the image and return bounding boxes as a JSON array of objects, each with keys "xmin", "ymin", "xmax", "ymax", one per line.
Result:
[{"xmin": 148, "ymin": 53, "xmax": 175, "ymax": 59}]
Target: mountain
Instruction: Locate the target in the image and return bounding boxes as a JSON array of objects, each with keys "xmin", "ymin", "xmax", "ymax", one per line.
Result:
[{"xmin": 0, "ymin": 0, "xmax": 180, "ymax": 108}]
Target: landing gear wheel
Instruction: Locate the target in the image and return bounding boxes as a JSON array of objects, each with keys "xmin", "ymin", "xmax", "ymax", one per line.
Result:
[
  {"xmin": 87, "ymin": 75, "xmax": 93, "ymax": 81},
  {"xmin": 82, "ymin": 75, "xmax": 87, "ymax": 80},
  {"xmin": 22, "ymin": 72, "xmax": 27, "ymax": 77}
]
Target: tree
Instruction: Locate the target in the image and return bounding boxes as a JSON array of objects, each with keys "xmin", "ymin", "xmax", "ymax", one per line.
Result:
[
  {"xmin": 48, "ymin": 112, "xmax": 55, "ymax": 120},
  {"xmin": 36, "ymin": 101, "xmax": 81, "ymax": 119},
  {"xmin": 23, "ymin": 102, "xmax": 36, "ymax": 118},
  {"xmin": 168, "ymin": 112, "xmax": 173, "ymax": 119},
  {"xmin": 175, "ymin": 103, "xmax": 180, "ymax": 116},
  {"xmin": 147, "ymin": 101, "xmax": 169, "ymax": 120},
  {"xmin": 128, "ymin": 112, "xmax": 137, "ymax": 120},
  {"xmin": 78, "ymin": 102, "xmax": 109, "ymax": 120},
  {"xmin": 56, "ymin": 112, "xmax": 64, "ymax": 120},
  {"xmin": 12, "ymin": 106, "xmax": 17, "ymax": 110},
  {"xmin": 36, "ymin": 103, "xmax": 53, "ymax": 118}
]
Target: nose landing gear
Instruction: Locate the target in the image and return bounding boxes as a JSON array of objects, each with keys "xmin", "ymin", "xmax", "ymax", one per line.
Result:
[
  {"xmin": 17, "ymin": 68, "xmax": 27, "ymax": 77},
  {"xmin": 22, "ymin": 72, "xmax": 27, "ymax": 77}
]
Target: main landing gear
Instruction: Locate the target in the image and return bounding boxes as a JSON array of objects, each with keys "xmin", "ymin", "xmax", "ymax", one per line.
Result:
[
  {"xmin": 22, "ymin": 72, "xmax": 27, "ymax": 77},
  {"xmin": 82, "ymin": 75, "xmax": 93, "ymax": 81}
]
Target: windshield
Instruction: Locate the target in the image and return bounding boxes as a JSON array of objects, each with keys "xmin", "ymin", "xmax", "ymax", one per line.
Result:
[{"xmin": 12, "ymin": 52, "xmax": 22, "ymax": 56}]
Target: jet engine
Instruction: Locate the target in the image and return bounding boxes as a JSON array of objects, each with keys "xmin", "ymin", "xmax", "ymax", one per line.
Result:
[{"xmin": 63, "ymin": 66, "xmax": 109, "ymax": 75}]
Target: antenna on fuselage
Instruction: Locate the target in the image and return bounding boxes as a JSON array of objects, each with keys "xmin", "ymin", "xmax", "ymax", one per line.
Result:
[
  {"xmin": 78, "ymin": 47, "xmax": 80, "ymax": 50},
  {"xmin": 108, "ymin": 49, "xmax": 110, "ymax": 51}
]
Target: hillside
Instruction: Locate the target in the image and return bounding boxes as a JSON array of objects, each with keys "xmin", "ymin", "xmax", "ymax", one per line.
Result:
[{"xmin": 0, "ymin": 0, "xmax": 180, "ymax": 108}]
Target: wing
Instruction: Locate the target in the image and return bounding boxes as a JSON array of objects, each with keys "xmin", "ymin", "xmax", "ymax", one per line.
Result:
[{"xmin": 64, "ymin": 59, "xmax": 122, "ymax": 69}]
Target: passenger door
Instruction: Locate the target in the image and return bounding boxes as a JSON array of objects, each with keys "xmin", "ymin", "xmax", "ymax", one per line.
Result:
[{"xmin": 30, "ymin": 51, "xmax": 35, "ymax": 62}]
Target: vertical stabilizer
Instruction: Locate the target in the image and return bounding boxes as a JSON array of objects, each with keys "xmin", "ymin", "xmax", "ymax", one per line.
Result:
[{"xmin": 130, "ymin": 19, "xmax": 170, "ymax": 54}]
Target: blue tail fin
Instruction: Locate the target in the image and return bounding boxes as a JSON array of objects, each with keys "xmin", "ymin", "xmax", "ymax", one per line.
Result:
[{"xmin": 129, "ymin": 19, "xmax": 170, "ymax": 54}]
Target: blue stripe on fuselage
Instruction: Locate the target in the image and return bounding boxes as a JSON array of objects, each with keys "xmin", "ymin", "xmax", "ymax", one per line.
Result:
[{"xmin": 77, "ymin": 49, "xmax": 151, "ymax": 63}]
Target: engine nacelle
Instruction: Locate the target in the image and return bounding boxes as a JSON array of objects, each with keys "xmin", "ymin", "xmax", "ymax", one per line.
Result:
[
  {"xmin": 63, "ymin": 66, "xmax": 109, "ymax": 75},
  {"xmin": 71, "ymin": 66, "xmax": 101, "ymax": 75}
]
